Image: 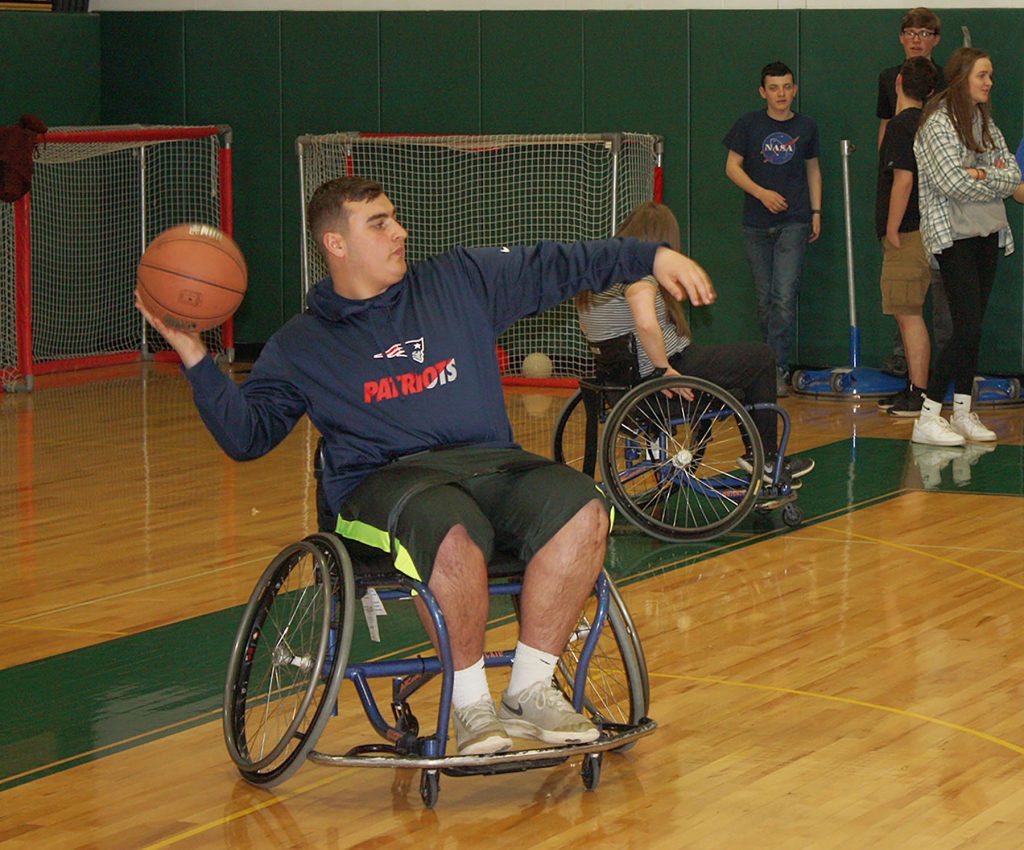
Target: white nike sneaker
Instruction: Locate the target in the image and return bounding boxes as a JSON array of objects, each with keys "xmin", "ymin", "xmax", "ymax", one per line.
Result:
[
  {"xmin": 912, "ymin": 415, "xmax": 966, "ymax": 447},
  {"xmin": 949, "ymin": 411, "xmax": 997, "ymax": 442}
]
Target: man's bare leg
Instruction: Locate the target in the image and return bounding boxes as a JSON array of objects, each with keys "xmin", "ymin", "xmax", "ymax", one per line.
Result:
[
  {"xmin": 498, "ymin": 499, "xmax": 608, "ymax": 744},
  {"xmin": 517, "ymin": 499, "xmax": 608, "ymax": 654},
  {"xmin": 420, "ymin": 524, "xmax": 511, "ymax": 754}
]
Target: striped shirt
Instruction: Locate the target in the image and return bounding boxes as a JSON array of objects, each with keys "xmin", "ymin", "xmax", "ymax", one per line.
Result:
[
  {"xmin": 577, "ymin": 276, "xmax": 690, "ymax": 377},
  {"xmin": 915, "ymin": 105, "xmax": 1020, "ymax": 256}
]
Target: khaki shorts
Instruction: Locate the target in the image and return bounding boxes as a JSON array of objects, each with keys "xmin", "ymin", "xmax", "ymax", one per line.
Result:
[{"xmin": 880, "ymin": 230, "xmax": 931, "ymax": 315}]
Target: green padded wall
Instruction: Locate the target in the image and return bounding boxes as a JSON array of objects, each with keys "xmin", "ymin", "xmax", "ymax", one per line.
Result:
[
  {"xmin": 381, "ymin": 13, "xmax": 480, "ymax": 134},
  {"xmin": 0, "ymin": 11, "xmax": 100, "ymax": 126},
  {"xmin": 184, "ymin": 12, "xmax": 283, "ymax": 342},
  {"xmin": 481, "ymin": 12, "xmax": 582, "ymax": 134},
  {"xmin": 100, "ymin": 13, "xmax": 185, "ymax": 125},
  {"xmin": 280, "ymin": 12, "xmax": 380, "ymax": 317}
]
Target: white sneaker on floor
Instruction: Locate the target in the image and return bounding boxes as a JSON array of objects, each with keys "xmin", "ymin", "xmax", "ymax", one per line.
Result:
[
  {"xmin": 950, "ymin": 411, "xmax": 997, "ymax": 442},
  {"xmin": 498, "ymin": 681, "xmax": 599, "ymax": 745},
  {"xmin": 452, "ymin": 696, "xmax": 513, "ymax": 755},
  {"xmin": 912, "ymin": 415, "xmax": 966, "ymax": 447}
]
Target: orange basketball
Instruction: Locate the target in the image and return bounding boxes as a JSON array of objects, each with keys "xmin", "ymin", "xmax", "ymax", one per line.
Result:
[{"xmin": 137, "ymin": 223, "xmax": 247, "ymax": 333}]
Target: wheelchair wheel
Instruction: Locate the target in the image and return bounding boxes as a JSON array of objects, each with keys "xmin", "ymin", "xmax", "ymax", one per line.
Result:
[
  {"xmin": 599, "ymin": 376, "xmax": 764, "ymax": 542},
  {"xmin": 552, "ymin": 387, "xmax": 608, "ymax": 478},
  {"xmin": 554, "ymin": 571, "xmax": 649, "ymax": 733},
  {"xmin": 224, "ymin": 533, "xmax": 355, "ymax": 787}
]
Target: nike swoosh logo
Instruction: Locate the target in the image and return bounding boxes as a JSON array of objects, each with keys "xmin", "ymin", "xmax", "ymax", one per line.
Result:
[
  {"xmin": 500, "ymin": 246, "xmax": 511, "ymax": 253},
  {"xmin": 501, "ymin": 700, "xmax": 524, "ymax": 716}
]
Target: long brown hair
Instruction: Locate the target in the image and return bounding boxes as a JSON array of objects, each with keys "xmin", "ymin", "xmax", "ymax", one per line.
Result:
[
  {"xmin": 922, "ymin": 47, "xmax": 995, "ymax": 153},
  {"xmin": 575, "ymin": 201, "xmax": 691, "ymax": 337}
]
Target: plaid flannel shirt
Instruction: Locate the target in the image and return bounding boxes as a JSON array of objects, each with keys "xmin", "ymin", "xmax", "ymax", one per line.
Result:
[{"xmin": 914, "ymin": 106, "xmax": 1020, "ymax": 256}]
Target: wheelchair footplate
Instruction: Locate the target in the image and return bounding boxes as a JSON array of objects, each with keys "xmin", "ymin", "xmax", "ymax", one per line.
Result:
[{"xmin": 306, "ymin": 718, "xmax": 657, "ymax": 772}]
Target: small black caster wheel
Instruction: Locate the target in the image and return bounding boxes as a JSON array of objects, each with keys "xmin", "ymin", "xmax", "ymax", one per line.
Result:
[
  {"xmin": 782, "ymin": 503, "xmax": 804, "ymax": 528},
  {"xmin": 420, "ymin": 769, "xmax": 440, "ymax": 808},
  {"xmin": 581, "ymin": 752, "xmax": 602, "ymax": 791},
  {"xmin": 829, "ymin": 372, "xmax": 848, "ymax": 393}
]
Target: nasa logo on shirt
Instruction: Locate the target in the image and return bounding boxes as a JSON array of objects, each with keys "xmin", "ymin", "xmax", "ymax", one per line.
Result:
[{"xmin": 761, "ymin": 132, "xmax": 800, "ymax": 165}]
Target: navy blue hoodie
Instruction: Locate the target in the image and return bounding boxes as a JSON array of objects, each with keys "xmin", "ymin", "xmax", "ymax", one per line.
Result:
[{"xmin": 184, "ymin": 237, "xmax": 660, "ymax": 512}]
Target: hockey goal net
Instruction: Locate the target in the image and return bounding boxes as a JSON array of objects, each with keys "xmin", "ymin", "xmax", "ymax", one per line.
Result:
[
  {"xmin": 295, "ymin": 132, "xmax": 662, "ymax": 384},
  {"xmin": 1, "ymin": 125, "xmax": 234, "ymax": 391}
]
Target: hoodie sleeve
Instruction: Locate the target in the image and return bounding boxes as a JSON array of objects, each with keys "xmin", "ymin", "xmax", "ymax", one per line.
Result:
[
  {"xmin": 452, "ymin": 238, "xmax": 662, "ymax": 335},
  {"xmin": 183, "ymin": 340, "xmax": 308, "ymax": 461}
]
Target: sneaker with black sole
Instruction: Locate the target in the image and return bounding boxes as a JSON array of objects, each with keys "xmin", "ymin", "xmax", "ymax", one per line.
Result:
[
  {"xmin": 452, "ymin": 696, "xmax": 513, "ymax": 755},
  {"xmin": 887, "ymin": 389, "xmax": 923, "ymax": 417},
  {"xmin": 737, "ymin": 454, "xmax": 815, "ymax": 484},
  {"xmin": 877, "ymin": 386, "xmax": 909, "ymax": 411},
  {"xmin": 498, "ymin": 681, "xmax": 599, "ymax": 745}
]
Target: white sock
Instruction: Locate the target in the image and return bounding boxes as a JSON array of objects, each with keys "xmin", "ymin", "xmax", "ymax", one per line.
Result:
[
  {"xmin": 921, "ymin": 397, "xmax": 943, "ymax": 419},
  {"xmin": 952, "ymin": 393, "xmax": 972, "ymax": 416},
  {"xmin": 452, "ymin": 657, "xmax": 490, "ymax": 710},
  {"xmin": 507, "ymin": 641, "xmax": 558, "ymax": 697}
]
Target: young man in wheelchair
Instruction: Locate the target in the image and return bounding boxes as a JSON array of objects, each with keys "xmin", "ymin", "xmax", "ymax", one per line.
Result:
[
  {"xmin": 575, "ymin": 201, "xmax": 815, "ymax": 489},
  {"xmin": 137, "ymin": 176, "xmax": 716, "ymax": 756}
]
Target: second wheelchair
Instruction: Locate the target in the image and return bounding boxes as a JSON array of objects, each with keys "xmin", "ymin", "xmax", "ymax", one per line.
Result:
[{"xmin": 553, "ymin": 373, "xmax": 806, "ymax": 542}]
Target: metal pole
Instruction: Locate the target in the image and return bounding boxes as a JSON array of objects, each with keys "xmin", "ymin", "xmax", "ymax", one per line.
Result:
[
  {"xmin": 139, "ymin": 145, "xmax": 151, "ymax": 361},
  {"xmin": 841, "ymin": 138, "xmax": 859, "ymax": 368},
  {"xmin": 297, "ymin": 137, "xmax": 310, "ymax": 310}
]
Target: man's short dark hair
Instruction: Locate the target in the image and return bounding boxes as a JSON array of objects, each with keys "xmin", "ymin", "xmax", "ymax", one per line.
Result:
[
  {"xmin": 307, "ymin": 176, "xmax": 385, "ymax": 257},
  {"xmin": 761, "ymin": 62, "xmax": 795, "ymax": 88},
  {"xmin": 902, "ymin": 7, "xmax": 941, "ymax": 34},
  {"xmin": 899, "ymin": 56, "xmax": 939, "ymax": 103}
]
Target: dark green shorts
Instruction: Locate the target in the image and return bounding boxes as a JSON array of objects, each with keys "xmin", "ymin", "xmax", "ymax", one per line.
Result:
[{"xmin": 334, "ymin": 446, "xmax": 606, "ymax": 583}]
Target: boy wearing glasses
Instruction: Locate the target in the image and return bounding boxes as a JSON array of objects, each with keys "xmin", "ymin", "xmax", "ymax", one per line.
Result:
[
  {"xmin": 875, "ymin": 7, "xmax": 949, "ymax": 401},
  {"xmin": 877, "ymin": 8, "xmax": 944, "ymax": 150}
]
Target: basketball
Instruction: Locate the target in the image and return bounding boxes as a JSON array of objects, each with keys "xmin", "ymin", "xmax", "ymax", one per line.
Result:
[
  {"xmin": 521, "ymin": 352, "xmax": 553, "ymax": 379},
  {"xmin": 137, "ymin": 223, "xmax": 247, "ymax": 332}
]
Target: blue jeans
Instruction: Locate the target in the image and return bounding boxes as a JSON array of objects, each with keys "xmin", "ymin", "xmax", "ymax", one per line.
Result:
[{"xmin": 742, "ymin": 222, "xmax": 811, "ymax": 373}]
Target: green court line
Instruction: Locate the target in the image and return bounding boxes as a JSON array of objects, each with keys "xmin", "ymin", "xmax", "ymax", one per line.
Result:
[{"xmin": 2, "ymin": 437, "xmax": 1021, "ymax": 791}]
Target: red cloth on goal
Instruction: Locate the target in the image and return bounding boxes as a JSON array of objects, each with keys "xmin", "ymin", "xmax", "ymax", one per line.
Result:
[{"xmin": 0, "ymin": 113, "xmax": 48, "ymax": 203}]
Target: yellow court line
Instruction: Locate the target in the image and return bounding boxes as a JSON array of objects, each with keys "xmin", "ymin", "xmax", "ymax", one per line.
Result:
[
  {"xmin": 0, "ymin": 622, "xmax": 127, "ymax": 637},
  {"xmin": 816, "ymin": 523, "xmax": 1024, "ymax": 592},
  {"xmin": 140, "ymin": 769, "xmax": 350, "ymax": 850},
  {"xmin": 652, "ymin": 671, "xmax": 1024, "ymax": 757},
  {"xmin": 5, "ymin": 554, "xmax": 271, "ymax": 624}
]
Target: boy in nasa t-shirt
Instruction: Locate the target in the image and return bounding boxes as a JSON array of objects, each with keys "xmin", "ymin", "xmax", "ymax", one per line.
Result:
[{"xmin": 724, "ymin": 61, "xmax": 821, "ymax": 395}]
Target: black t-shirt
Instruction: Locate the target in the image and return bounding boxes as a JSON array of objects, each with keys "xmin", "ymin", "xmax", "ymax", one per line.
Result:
[
  {"xmin": 875, "ymin": 107, "xmax": 922, "ymax": 238},
  {"xmin": 722, "ymin": 110, "xmax": 820, "ymax": 228},
  {"xmin": 876, "ymin": 60, "xmax": 945, "ymax": 120}
]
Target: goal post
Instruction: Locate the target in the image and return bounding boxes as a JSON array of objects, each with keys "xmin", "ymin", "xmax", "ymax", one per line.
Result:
[
  {"xmin": 1, "ymin": 125, "xmax": 234, "ymax": 392},
  {"xmin": 295, "ymin": 132, "xmax": 663, "ymax": 384}
]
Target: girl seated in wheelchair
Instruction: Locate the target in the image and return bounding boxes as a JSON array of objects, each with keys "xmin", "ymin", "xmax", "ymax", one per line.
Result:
[{"xmin": 574, "ymin": 201, "xmax": 814, "ymax": 487}]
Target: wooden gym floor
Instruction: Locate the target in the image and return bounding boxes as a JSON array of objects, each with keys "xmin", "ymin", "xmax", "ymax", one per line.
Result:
[{"xmin": 2, "ymin": 362, "xmax": 1024, "ymax": 849}]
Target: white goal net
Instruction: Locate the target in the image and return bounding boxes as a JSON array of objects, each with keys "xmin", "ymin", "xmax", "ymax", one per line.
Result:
[
  {"xmin": 1, "ymin": 125, "xmax": 232, "ymax": 391},
  {"xmin": 296, "ymin": 132, "xmax": 661, "ymax": 381}
]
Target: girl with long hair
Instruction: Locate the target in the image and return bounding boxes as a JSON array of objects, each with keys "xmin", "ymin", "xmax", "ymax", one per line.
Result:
[
  {"xmin": 575, "ymin": 201, "xmax": 814, "ymax": 483},
  {"xmin": 912, "ymin": 47, "xmax": 1021, "ymax": 445}
]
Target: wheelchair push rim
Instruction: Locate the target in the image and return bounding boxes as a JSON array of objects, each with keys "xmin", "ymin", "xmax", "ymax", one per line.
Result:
[
  {"xmin": 223, "ymin": 533, "xmax": 355, "ymax": 785},
  {"xmin": 599, "ymin": 375, "xmax": 765, "ymax": 542}
]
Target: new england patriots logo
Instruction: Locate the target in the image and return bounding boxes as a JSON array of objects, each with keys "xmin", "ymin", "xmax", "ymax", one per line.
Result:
[{"xmin": 373, "ymin": 337, "xmax": 425, "ymax": 363}]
